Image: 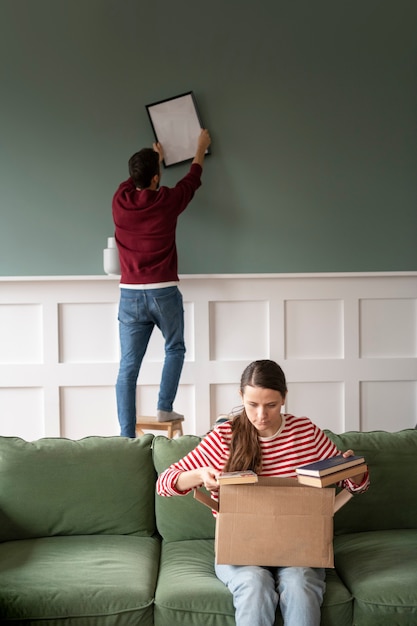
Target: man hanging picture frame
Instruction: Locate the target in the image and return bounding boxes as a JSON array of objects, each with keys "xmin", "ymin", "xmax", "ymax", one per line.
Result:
[{"xmin": 146, "ymin": 91, "xmax": 210, "ymax": 167}]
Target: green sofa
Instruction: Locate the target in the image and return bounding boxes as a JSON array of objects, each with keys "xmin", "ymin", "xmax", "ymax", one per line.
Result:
[{"xmin": 0, "ymin": 429, "xmax": 416, "ymax": 625}]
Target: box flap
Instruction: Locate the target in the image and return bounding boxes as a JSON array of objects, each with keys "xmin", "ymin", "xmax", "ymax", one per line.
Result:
[
  {"xmin": 193, "ymin": 488, "xmax": 219, "ymax": 513},
  {"xmin": 219, "ymin": 478, "xmax": 335, "ymax": 516},
  {"xmin": 194, "ymin": 479, "xmax": 351, "ymax": 515},
  {"xmin": 334, "ymin": 488, "xmax": 353, "ymax": 513}
]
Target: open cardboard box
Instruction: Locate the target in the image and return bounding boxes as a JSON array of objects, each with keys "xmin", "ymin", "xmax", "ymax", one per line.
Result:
[{"xmin": 194, "ymin": 477, "xmax": 352, "ymax": 568}]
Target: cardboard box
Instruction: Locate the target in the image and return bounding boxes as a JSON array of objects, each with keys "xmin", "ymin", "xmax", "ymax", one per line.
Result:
[{"xmin": 194, "ymin": 477, "xmax": 352, "ymax": 568}]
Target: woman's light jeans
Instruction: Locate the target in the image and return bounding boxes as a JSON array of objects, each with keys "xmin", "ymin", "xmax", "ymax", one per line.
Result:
[
  {"xmin": 116, "ymin": 286, "xmax": 185, "ymax": 437},
  {"xmin": 215, "ymin": 563, "xmax": 325, "ymax": 626}
]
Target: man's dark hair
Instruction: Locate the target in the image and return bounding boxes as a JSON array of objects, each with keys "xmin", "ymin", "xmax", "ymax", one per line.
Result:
[{"xmin": 128, "ymin": 148, "xmax": 160, "ymax": 189}]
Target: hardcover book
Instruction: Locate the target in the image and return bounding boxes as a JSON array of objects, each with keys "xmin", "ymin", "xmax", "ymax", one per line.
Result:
[
  {"xmin": 296, "ymin": 454, "xmax": 365, "ymax": 477},
  {"xmin": 217, "ymin": 470, "xmax": 258, "ymax": 485},
  {"xmin": 296, "ymin": 463, "xmax": 368, "ymax": 488}
]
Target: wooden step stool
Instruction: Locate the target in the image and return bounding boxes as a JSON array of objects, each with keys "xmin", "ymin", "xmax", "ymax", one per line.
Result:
[{"xmin": 136, "ymin": 416, "xmax": 184, "ymax": 439}]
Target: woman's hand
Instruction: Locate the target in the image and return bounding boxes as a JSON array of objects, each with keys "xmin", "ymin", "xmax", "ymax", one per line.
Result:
[
  {"xmin": 199, "ymin": 467, "xmax": 221, "ymax": 491},
  {"xmin": 175, "ymin": 467, "xmax": 220, "ymax": 492},
  {"xmin": 342, "ymin": 449, "xmax": 366, "ymax": 485}
]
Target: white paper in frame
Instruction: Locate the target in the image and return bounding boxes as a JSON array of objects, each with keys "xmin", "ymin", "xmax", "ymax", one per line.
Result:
[{"xmin": 146, "ymin": 91, "xmax": 210, "ymax": 167}]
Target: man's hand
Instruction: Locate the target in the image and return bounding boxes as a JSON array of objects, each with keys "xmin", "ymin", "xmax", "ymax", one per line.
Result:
[
  {"xmin": 153, "ymin": 142, "xmax": 164, "ymax": 163},
  {"xmin": 197, "ymin": 129, "xmax": 211, "ymax": 152},
  {"xmin": 193, "ymin": 129, "xmax": 211, "ymax": 167}
]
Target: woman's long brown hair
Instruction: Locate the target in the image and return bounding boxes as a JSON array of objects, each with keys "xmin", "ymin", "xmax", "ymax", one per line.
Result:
[{"xmin": 223, "ymin": 360, "xmax": 287, "ymax": 474}]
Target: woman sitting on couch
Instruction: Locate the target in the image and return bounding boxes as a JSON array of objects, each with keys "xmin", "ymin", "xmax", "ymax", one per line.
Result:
[{"xmin": 157, "ymin": 359, "xmax": 369, "ymax": 626}]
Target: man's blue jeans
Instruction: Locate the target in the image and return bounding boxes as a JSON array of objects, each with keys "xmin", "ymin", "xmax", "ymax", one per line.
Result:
[
  {"xmin": 215, "ymin": 563, "xmax": 325, "ymax": 626},
  {"xmin": 116, "ymin": 286, "xmax": 185, "ymax": 437}
]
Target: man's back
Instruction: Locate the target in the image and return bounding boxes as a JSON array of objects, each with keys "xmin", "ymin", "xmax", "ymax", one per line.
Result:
[{"xmin": 112, "ymin": 163, "xmax": 202, "ymax": 284}]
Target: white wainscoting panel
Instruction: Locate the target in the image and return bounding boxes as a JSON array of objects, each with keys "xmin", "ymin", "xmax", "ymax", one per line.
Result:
[
  {"xmin": 58, "ymin": 303, "xmax": 119, "ymax": 363},
  {"xmin": 0, "ymin": 387, "xmax": 44, "ymax": 440},
  {"xmin": 0, "ymin": 273, "xmax": 416, "ymax": 440},
  {"xmin": 0, "ymin": 304, "xmax": 43, "ymax": 363},
  {"xmin": 359, "ymin": 298, "xmax": 417, "ymax": 358},
  {"xmin": 209, "ymin": 300, "xmax": 269, "ymax": 361},
  {"xmin": 285, "ymin": 299, "xmax": 344, "ymax": 359}
]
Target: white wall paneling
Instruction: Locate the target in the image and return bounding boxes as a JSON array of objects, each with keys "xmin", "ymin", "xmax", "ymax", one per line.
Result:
[{"xmin": 0, "ymin": 273, "xmax": 416, "ymax": 440}]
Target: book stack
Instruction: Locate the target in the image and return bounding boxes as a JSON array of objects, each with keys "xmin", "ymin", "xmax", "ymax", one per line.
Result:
[
  {"xmin": 216, "ymin": 470, "xmax": 258, "ymax": 485},
  {"xmin": 295, "ymin": 455, "xmax": 367, "ymax": 488}
]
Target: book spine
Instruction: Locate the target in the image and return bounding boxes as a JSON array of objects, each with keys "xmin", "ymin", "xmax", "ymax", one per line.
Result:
[
  {"xmin": 297, "ymin": 464, "xmax": 368, "ymax": 488},
  {"xmin": 320, "ymin": 464, "xmax": 367, "ymax": 486},
  {"xmin": 296, "ymin": 457, "xmax": 365, "ymax": 477}
]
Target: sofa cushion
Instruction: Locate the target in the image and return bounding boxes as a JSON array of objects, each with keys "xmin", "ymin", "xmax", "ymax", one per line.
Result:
[
  {"xmin": 0, "ymin": 435, "xmax": 156, "ymax": 541},
  {"xmin": 152, "ymin": 435, "xmax": 216, "ymax": 542},
  {"xmin": 154, "ymin": 540, "xmax": 353, "ymax": 626},
  {"xmin": 154, "ymin": 539, "xmax": 235, "ymax": 626},
  {"xmin": 325, "ymin": 429, "xmax": 417, "ymax": 534},
  {"xmin": 0, "ymin": 534, "xmax": 160, "ymax": 625},
  {"xmin": 334, "ymin": 529, "xmax": 417, "ymax": 625},
  {"xmin": 321, "ymin": 569, "xmax": 353, "ymax": 626}
]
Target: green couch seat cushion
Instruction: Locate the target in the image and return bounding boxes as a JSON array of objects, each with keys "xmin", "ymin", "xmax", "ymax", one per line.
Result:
[
  {"xmin": 154, "ymin": 539, "xmax": 235, "ymax": 626},
  {"xmin": 0, "ymin": 435, "xmax": 157, "ymax": 541},
  {"xmin": 321, "ymin": 569, "xmax": 353, "ymax": 626},
  {"xmin": 334, "ymin": 529, "xmax": 417, "ymax": 625},
  {"xmin": 154, "ymin": 540, "xmax": 352, "ymax": 626},
  {"xmin": 152, "ymin": 436, "xmax": 216, "ymax": 542},
  {"xmin": 0, "ymin": 535, "xmax": 160, "ymax": 625}
]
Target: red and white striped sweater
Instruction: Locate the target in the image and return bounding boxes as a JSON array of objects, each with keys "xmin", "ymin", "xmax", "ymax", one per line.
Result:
[{"xmin": 156, "ymin": 414, "xmax": 369, "ymax": 506}]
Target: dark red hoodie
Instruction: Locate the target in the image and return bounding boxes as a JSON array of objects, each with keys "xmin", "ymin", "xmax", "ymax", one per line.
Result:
[{"xmin": 112, "ymin": 163, "xmax": 202, "ymax": 284}]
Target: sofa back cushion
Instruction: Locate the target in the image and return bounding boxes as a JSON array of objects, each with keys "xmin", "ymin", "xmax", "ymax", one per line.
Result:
[
  {"xmin": 326, "ymin": 429, "xmax": 417, "ymax": 534},
  {"xmin": 0, "ymin": 435, "xmax": 156, "ymax": 541},
  {"xmin": 152, "ymin": 435, "xmax": 216, "ymax": 542}
]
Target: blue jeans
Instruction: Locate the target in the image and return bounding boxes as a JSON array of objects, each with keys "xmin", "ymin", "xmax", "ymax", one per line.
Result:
[
  {"xmin": 215, "ymin": 563, "xmax": 325, "ymax": 626},
  {"xmin": 116, "ymin": 286, "xmax": 185, "ymax": 437}
]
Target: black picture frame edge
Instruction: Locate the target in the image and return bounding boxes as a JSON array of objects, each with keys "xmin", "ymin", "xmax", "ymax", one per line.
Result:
[{"xmin": 145, "ymin": 91, "xmax": 210, "ymax": 168}]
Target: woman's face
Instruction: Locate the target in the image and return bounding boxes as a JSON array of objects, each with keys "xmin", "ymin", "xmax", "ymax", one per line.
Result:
[{"xmin": 241, "ymin": 385, "xmax": 286, "ymax": 438}]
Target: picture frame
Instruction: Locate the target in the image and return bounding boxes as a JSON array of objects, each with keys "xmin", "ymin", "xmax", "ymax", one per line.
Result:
[{"xmin": 145, "ymin": 91, "xmax": 210, "ymax": 167}]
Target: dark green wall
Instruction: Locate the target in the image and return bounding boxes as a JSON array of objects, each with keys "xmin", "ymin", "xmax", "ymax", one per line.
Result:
[{"xmin": 1, "ymin": 0, "xmax": 416, "ymax": 275}]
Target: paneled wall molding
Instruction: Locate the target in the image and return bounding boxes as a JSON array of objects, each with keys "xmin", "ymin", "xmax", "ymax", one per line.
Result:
[{"xmin": 0, "ymin": 273, "xmax": 416, "ymax": 440}]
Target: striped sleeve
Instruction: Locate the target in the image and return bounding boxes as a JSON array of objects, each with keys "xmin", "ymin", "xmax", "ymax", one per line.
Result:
[{"xmin": 156, "ymin": 424, "xmax": 231, "ymax": 497}]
